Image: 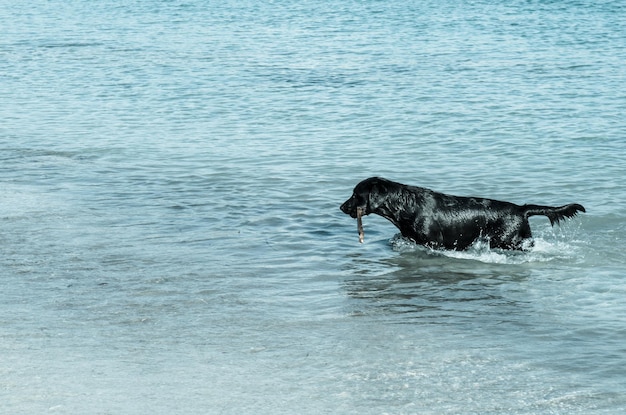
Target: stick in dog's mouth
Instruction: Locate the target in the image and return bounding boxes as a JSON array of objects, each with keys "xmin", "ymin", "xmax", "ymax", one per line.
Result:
[{"xmin": 356, "ymin": 207, "xmax": 364, "ymax": 243}]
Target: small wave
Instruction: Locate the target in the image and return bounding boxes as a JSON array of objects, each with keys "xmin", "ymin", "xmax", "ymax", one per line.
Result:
[
  {"xmin": 389, "ymin": 234, "xmax": 579, "ymax": 265},
  {"xmin": 40, "ymin": 42, "xmax": 104, "ymax": 49}
]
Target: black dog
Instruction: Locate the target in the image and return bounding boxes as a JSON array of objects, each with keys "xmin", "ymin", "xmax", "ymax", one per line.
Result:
[{"xmin": 340, "ymin": 177, "xmax": 585, "ymax": 250}]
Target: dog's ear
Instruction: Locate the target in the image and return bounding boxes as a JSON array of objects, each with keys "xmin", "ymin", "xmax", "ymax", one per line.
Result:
[
  {"xmin": 369, "ymin": 178, "xmax": 388, "ymax": 195},
  {"xmin": 365, "ymin": 178, "xmax": 389, "ymax": 212}
]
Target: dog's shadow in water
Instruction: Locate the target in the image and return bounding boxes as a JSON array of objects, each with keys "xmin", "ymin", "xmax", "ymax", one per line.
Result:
[{"xmin": 341, "ymin": 242, "xmax": 535, "ymax": 323}]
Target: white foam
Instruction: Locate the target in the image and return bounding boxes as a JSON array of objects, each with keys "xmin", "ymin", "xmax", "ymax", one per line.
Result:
[{"xmin": 389, "ymin": 234, "xmax": 580, "ymax": 265}]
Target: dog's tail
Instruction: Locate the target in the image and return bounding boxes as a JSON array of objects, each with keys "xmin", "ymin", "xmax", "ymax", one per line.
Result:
[{"xmin": 523, "ymin": 203, "xmax": 586, "ymax": 226}]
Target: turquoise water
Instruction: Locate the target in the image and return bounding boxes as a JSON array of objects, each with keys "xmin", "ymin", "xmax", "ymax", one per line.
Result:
[{"xmin": 2, "ymin": 0, "xmax": 625, "ymax": 413}]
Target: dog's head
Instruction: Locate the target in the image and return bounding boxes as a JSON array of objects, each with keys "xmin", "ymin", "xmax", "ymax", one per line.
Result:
[{"xmin": 340, "ymin": 177, "xmax": 391, "ymax": 218}]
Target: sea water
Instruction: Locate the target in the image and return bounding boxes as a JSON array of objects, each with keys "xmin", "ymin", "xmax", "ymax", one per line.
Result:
[{"xmin": 1, "ymin": 0, "xmax": 625, "ymax": 413}]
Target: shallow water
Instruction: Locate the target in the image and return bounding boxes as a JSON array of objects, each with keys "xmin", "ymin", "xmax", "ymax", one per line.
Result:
[{"xmin": 2, "ymin": 0, "xmax": 626, "ymax": 413}]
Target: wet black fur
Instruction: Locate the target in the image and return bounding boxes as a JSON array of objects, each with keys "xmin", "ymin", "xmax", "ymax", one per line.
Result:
[{"xmin": 340, "ymin": 177, "xmax": 585, "ymax": 250}]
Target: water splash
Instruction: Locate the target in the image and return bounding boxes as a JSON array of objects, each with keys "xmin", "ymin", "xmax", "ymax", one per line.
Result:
[{"xmin": 389, "ymin": 233, "xmax": 580, "ymax": 265}]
